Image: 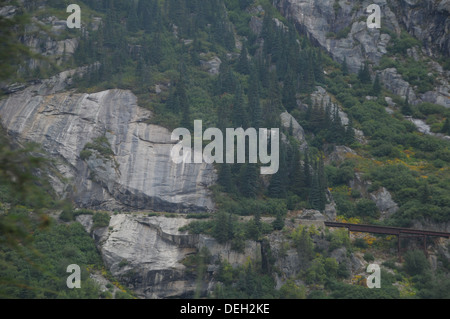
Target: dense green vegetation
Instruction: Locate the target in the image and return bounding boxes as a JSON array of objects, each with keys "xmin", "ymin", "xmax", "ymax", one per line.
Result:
[
  {"xmin": 0, "ymin": 212, "xmax": 103, "ymax": 298},
  {"xmin": 12, "ymin": 0, "xmax": 448, "ymax": 228},
  {"xmin": 0, "ymin": 132, "xmax": 104, "ymax": 298},
  {"xmin": 1, "ymin": 0, "xmax": 450, "ymax": 299}
]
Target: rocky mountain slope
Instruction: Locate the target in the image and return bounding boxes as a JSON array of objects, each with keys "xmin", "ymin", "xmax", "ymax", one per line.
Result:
[
  {"xmin": 275, "ymin": 0, "xmax": 449, "ymax": 108},
  {"xmin": 1, "ymin": 0, "xmax": 449, "ymax": 299},
  {"xmin": 0, "ymin": 69, "xmax": 216, "ymax": 213}
]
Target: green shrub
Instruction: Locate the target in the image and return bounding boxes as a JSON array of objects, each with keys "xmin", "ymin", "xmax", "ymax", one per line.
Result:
[
  {"xmin": 92, "ymin": 212, "xmax": 111, "ymax": 229},
  {"xmin": 185, "ymin": 213, "xmax": 211, "ymax": 219},
  {"xmin": 115, "ymin": 290, "xmax": 134, "ymax": 299},
  {"xmin": 356, "ymin": 199, "xmax": 379, "ymax": 218},
  {"xmin": 363, "ymin": 252, "xmax": 375, "ymax": 262},
  {"xmin": 388, "ymin": 32, "xmax": 421, "ymax": 55},
  {"xmin": 279, "ymin": 279, "xmax": 306, "ymax": 299},
  {"xmin": 82, "ymin": 136, "xmax": 114, "ymax": 159},
  {"xmin": 79, "ymin": 149, "xmax": 92, "ymax": 160},
  {"xmin": 354, "ymin": 238, "xmax": 368, "ymax": 249},
  {"xmin": 403, "ymin": 250, "xmax": 429, "ymax": 276},
  {"xmin": 329, "ymin": 228, "xmax": 351, "ymax": 251},
  {"xmin": 59, "ymin": 209, "xmax": 74, "ymax": 222}
]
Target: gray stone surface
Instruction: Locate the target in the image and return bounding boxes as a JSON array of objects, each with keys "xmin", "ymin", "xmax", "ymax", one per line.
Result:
[
  {"xmin": 275, "ymin": 0, "xmax": 450, "ymax": 107},
  {"xmin": 81, "ymin": 213, "xmax": 262, "ymax": 298},
  {"xmin": 280, "ymin": 111, "xmax": 308, "ymax": 150},
  {"xmin": 369, "ymin": 187, "xmax": 399, "ymax": 219},
  {"xmin": 0, "ymin": 69, "xmax": 217, "ymax": 212}
]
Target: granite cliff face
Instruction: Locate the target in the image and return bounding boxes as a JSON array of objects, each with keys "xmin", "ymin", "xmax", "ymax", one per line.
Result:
[
  {"xmin": 0, "ymin": 70, "xmax": 216, "ymax": 212},
  {"xmin": 77, "ymin": 213, "xmax": 262, "ymax": 299},
  {"xmin": 275, "ymin": 0, "xmax": 449, "ymax": 66},
  {"xmin": 389, "ymin": 0, "xmax": 450, "ymax": 58},
  {"xmin": 274, "ymin": 0, "xmax": 450, "ymax": 107},
  {"xmin": 275, "ymin": 0, "xmax": 399, "ymax": 72}
]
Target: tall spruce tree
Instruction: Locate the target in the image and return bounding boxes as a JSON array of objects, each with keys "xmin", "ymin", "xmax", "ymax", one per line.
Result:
[
  {"xmin": 442, "ymin": 118, "xmax": 450, "ymax": 135},
  {"xmin": 289, "ymin": 149, "xmax": 306, "ymax": 198},
  {"xmin": 232, "ymin": 83, "xmax": 247, "ymax": 128},
  {"xmin": 345, "ymin": 117, "xmax": 356, "ymax": 145},
  {"xmin": 126, "ymin": 3, "xmax": 139, "ymax": 33},
  {"xmin": 240, "ymin": 164, "xmax": 259, "ymax": 198},
  {"xmin": 358, "ymin": 61, "xmax": 371, "ymax": 84},
  {"xmin": 372, "ymin": 73, "xmax": 382, "ymax": 96},
  {"xmin": 282, "ymin": 71, "xmax": 297, "ymax": 112},
  {"xmin": 218, "ymin": 164, "xmax": 234, "ymax": 193},
  {"xmin": 401, "ymin": 97, "xmax": 413, "ymax": 116},
  {"xmin": 342, "ymin": 56, "xmax": 349, "ymax": 75},
  {"xmin": 309, "ymin": 162, "xmax": 326, "ymax": 211},
  {"xmin": 236, "ymin": 43, "xmax": 250, "ymax": 75},
  {"xmin": 248, "ymin": 66, "xmax": 262, "ymax": 128},
  {"xmin": 269, "ymin": 144, "xmax": 287, "ymax": 198}
]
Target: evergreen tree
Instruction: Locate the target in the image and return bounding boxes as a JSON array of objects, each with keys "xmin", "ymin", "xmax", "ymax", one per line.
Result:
[
  {"xmin": 331, "ymin": 106, "xmax": 345, "ymax": 143},
  {"xmin": 358, "ymin": 61, "xmax": 371, "ymax": 84},
  {"xmin": 312, "ymin": 50, "xmax": 324, "ymax": 83},
  {"xmin": 248, "ymin": 66, "xmax": 262, "ymax": 128},
  {"xmin": 345, "ymin": 117, "xmax": 356, "ymax": 145},
  {"xmin": 401, "ymin": 97, "xmax": 413, "ymax": 116},
  {"xmin": 272, "ymin": 211, "xmax": 285, "ymax": 230},
  {"xmin": 214, "ymin": 211, "xmax": 231, "ymax": 243},
  {"xmin": 148, "ymin": 32, "xmax": 163, "ymax": 66},
  {"xmin": 240, "ymin": 164, "xmax": 259, "ymax": 198},
  {"xmin": 308, "ymin": 102, "xmax": 326, "ymax": 133},
  {"xmin": 442, "ymin": 118, "xmax": 450, "ymax": 135},
  {"xmin": 295, "ymin": 226, "xmax": 314, "ymax": 268},
  {"xmin": 317, "ymin": 156, "xmax": 327, "ymax": 209},
  {"xmin": 261, "ymin": 10, "xmax": 275, "ymax": 56},
  {"xmin": 126, "ymin": 3, "xmax": 139, "ymax": 33},
  {"xmin": 268, "ymin": 171, "xmax": 285, "ymax": 198},
  {"xmin": 247, "ymin": 211, "xmax": 262, "ymax": 241},
  {"xmin": 172, "ymin": 70, "xmax": 191, "ymax": 129},
  {"xmin": 180, "ymin": 99, "xmax": 191, "ymax": 129},
  {"xmin": 372, "ymin": 73, "xmax": 382, "ymax": 96},
  {"xmin": 289, "ymin": 149, "xmax": 306, "ymax": 198},
  {"xmin": 309, "ymin": 167, "xmax": 323, "ymax": 211},
  {"xmin": 282, "ymin": 71, "xmax": 297, "ymax": 112},
  {"xmin": 218, "ymin": 164, "xmax": 234, "ymax": 192},
  {"xmin": 305, "ymin": 53, "xmax": 316, "ymax": 93},
  {"xmin": 418, "ymin": 183, "xmax": 430, "ymax": 204},
  {"xmin": 232, "ymin": 83, "xmax": 247, "ymax": 128},
  {"xmin": 236, "ymin": 43, "xmax": 250, "ymax": 75},
  {"xmin": 216, "ymin": 58, "xmax": 236, "ymax": 94},
  {"xmin": 166, "ymin": 86, "xmax": 179, "ymax": 113},
  {"xmin": 257, "ymin": 56, "xmax": 270, "ymax": 92},
  {"xmin": 268, "ymin": 144, "xmax": 287, "ymax": 198},
  {"xmin": 342, "ymin": 57, "xmax": 349, "ymax": 76},
  {"xmin": 263, "ymin": 72, "xmax": 282, "ymax": 128},
  {"xmin": 303, "ymin": 152, "xmax": 311, "ymax": 189}
]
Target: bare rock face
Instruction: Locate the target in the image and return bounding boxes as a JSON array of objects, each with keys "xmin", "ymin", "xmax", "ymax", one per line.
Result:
[
  {"xmin": 275, "ymin": 0, "xmax": 450, "ymax": 108},
  {"xmin": 276, "ymin": 0, "xmax": 449, "ymax": 66},
  {"xmin": 369, "ymin": 187, "xmax": 399, "ymax": 219},
  {"xmin": 0, "ymin": 69, "xmax": 217, "ymax": 212},
  {"xmin": 79, "ymin": 213, "xmax": 262, "ymax": 299},
  {"xmin": 280, "ymin": 111, "xmax": 308, "ymax": 150},
  {"xmin": 389, "ymin": 0, "xmax": 450, "ymax": 58},
  {"xmin": 91, "ymin": 215, "xmax": 199, "ymax": 299},
  {"xmin": 275, "ymin": 0, "xmax": 399, "ymax": 73}
]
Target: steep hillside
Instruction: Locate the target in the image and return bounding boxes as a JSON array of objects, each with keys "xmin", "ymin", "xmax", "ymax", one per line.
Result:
[{"xmin": 0, "ymin": 0, "xmax": 449, "ymax": 299}]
